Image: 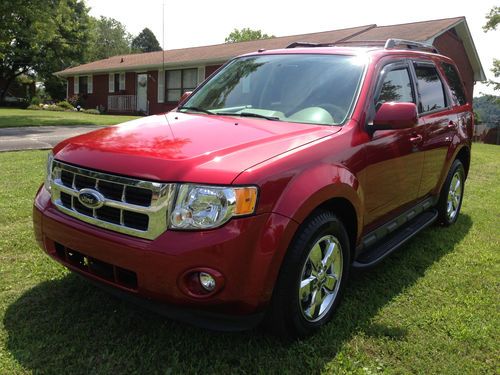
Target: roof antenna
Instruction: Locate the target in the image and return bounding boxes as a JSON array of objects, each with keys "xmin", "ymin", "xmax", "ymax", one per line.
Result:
[{"xmin": 162, "ymin": 1, "xmax": 165, "ymax": 80}]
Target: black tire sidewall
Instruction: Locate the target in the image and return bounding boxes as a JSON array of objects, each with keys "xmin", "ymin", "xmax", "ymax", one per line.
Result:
[{"xmin": 269, "ymin": 210, "xmax": 351, "ymax": 338}]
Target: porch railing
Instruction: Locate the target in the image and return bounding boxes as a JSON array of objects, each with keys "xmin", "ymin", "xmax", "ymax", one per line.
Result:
[{"xmin": 107, "ymin": 95, "xmax": 136, "ymax": 112}]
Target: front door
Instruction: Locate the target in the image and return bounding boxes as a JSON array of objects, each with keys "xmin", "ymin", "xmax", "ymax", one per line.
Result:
[
  {"xmin": 363, "ymin": 61, "xmax": 425, "ymax": 229},
  {"xmin": 137, "ymin": 73, "xmax": 148, "ymax": 113}
]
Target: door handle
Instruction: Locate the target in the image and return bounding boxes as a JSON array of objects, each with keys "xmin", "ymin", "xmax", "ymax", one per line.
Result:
[
  {"xmin": 410, "ymin": 134, "xmax": 423, "ymax": 144},
  {"xmin": 447, "ymin": 121, "xmax": 456, "ymax": 129}
]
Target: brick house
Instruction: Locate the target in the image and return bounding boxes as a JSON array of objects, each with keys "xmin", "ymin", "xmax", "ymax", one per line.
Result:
[{"xmin": 55, "ymin": 17, "xmax": 485, "ymax": 115}]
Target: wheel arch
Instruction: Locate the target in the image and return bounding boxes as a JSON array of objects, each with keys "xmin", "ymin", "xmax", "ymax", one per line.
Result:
[
  {"xmin": 271, "ymin": 164, "xmax": 363, "ymax": 261},
  {"xmin": 455, "ymin": 145, "xmax": 471, "ymax": 179}
]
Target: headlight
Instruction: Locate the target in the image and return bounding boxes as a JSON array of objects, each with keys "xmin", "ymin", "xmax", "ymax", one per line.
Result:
[
  {"xmin": 44, "ymin": 151, "xmax": 54, "ymax": 191},
  {"xmin": 169, "ymin": 184, "xmax": 258, "ymax": 230}
]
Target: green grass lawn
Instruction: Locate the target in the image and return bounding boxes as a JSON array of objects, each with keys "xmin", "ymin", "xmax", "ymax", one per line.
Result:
[
  {"xmin": 0, "ymin": 144, "xmax": 498, "ymax": 374},
  {"xmin": 0, "ymin": 108, "xmax": 140, "ymax": 128}
]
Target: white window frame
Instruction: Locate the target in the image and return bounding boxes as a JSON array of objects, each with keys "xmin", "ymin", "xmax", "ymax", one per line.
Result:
[{"xmin": 165, "ymin": 67, "xmax": 198, "ymax": 103}]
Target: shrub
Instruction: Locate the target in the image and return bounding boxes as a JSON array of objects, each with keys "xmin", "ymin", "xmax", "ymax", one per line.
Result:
[
  {"xmin": 83, "ymin": 108, "xmax": 100, "ymax": 115},
  {"xmin": 68, "ymin": 94, "xmax": 86, "ymax": 108},
  {"xmin": 30, "ymin": 96, "xmax": 42, "ymax": 106},
  {"xmin": 47, "ymin": 105, "xmax": 65, "ymax": 112},
  {"xmin": 56, "ymin": 100, "xmax": 74, "ymax": 110},
  {"xmin": 27, "ymin": 104, "xmax": 42, "ymax": 110}
]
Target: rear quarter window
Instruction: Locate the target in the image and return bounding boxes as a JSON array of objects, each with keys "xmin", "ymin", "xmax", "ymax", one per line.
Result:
[{"xmin": 441, "ymin": 62, "xmax": 467, "ymax": 106}]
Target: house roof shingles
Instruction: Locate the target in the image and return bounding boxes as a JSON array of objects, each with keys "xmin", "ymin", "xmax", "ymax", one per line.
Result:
[
  {"xmin": 56, "ymin": 25, "xmax": 375, "ymax": 76},
  {"xmin": 344, "ymin": 17, "xmax": 464, "ymax": 42},
  {"xmin": 56, "ymin": 17, "xmax": 474, "ymax": 77}
]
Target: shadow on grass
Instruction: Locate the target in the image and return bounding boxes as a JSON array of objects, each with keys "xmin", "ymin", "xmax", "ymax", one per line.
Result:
[{"xmin": 3, "ymin": 215, "xmax": 472, "ymax": 374}]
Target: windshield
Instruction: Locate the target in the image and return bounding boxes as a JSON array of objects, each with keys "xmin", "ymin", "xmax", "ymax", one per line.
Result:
[{"xmin": 180, "ymin": 54, "xmax": 365, "ymax": 126}]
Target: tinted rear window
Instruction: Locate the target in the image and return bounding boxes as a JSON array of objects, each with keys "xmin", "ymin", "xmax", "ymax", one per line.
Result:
[
  {"xmin": 414, "ymin": 65, "xmax": 447, "ymax": 113},
  {"xmin": 441, "ymin": 62, "xmax": 467, "ymax": 105}
]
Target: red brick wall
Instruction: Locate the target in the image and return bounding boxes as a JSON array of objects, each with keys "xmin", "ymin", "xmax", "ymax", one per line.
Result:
[
  {"xmin": 434, "ymin": 31, "xmax": 475, "ymax": 102},
  {"xmin": 66, "ymin": 64, "xmax": 227, "ymax": 115},
  {"xmin": 205, "ymin": 64, "xmax": 223, "ymax": 78},
  {"xmin": 85, "ymin": 74, "xmax": 108, "ymax": 110}
]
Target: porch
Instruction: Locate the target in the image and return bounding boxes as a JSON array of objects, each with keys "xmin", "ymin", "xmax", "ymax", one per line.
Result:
[{"xmin": 107, "ymin": 95, "xmax": 137, "ymax": 113}]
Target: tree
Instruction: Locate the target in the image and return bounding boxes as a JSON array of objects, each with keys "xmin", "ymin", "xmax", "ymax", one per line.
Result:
[
  {"xmin": 132, "ymin": 28, "xmax": 162, "ymax": 53},
  {"xmin": 85, "ymin": 16, "xmax": 132, "ymax": 62},
  {"xmin": 225, "ymin": 28, "xmax": 274, "ymax": 43},
  {"xmin": 483, "ymin": 6, "xmax": 499, "ymax": 92},
  {"xmin": 0, "ymin": 0, "xmax": 91, "ymax": 103}
]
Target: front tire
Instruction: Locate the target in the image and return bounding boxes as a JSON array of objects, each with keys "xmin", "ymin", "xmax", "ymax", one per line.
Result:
[
  {"xmin": 437, "ymin": 159, "xmax": 465, "ymax": 226},
  {"xmin": 266, "ymin": 210, "xmax": 350, "ymax": 338}
]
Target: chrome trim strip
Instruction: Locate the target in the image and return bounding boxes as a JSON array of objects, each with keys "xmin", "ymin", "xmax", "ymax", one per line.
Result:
[{"xmin": 50, "ymin": 160, "xmax": 176, "ymax": 240}]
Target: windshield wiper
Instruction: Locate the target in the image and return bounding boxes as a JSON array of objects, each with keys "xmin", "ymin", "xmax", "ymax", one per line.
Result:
[
  {"xmin": 215, "ymin": 112, "xmax": 280, "ymax": 121},
  {"xmin": 178, "ymin": 106, "xmax": 214, "ymax": 115}
]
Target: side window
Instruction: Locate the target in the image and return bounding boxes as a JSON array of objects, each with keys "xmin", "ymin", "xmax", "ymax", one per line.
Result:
[
  {"xmin": 414, "ymin": 64, "xmax": 447, "ymax": 113},
  {"xmin": 441, "ymin": 62, "xmax": 467, "ymax": 105},
  {"xmin": 376, "ymin": 67, "xmax": 414, "ymax": 106}
]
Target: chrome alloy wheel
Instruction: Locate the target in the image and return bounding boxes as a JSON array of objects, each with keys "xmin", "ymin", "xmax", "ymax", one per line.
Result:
[
  {"xmin": 299, "ymin": 235, "xmax": 343, "ymax": 322},
  {"xmin": 447, "ymin": 171, "xmax": 463, "ymax": 221}
]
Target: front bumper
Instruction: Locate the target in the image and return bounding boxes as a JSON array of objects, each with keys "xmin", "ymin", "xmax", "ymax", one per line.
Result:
[{"xmin": 33, "ymin": 186, "xmax": 297, "ymax": 320}]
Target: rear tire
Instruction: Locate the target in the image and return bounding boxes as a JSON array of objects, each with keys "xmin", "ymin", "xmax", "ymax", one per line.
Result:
[
  {"xmin": 266, "ymin": 210, "xmax": 350, "ymax": 339},
  {"xmin": 437, "ymin": 159, "xmax": 465, "ymax": 226}
]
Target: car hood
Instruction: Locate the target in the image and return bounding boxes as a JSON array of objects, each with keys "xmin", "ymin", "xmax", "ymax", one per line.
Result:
[{"xmin": 53, "ymin": 112, "xmax": 338, "ymax": 184}]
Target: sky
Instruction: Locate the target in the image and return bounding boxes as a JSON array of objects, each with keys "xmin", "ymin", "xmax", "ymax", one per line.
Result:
[{"xmin": 86, "ymin": 0, "xmax": 499, "ymax": 96}]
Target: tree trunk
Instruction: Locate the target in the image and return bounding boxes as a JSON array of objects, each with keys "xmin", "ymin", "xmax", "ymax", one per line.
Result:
[{"xmin": 0, "ymin": 71, "xmax": 26, "ymax": 104}]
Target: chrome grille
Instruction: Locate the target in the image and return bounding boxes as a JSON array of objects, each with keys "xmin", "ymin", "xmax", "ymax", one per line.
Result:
[{"xmin": 50, "ymin": 160, "xmax": 175, "ymax": 240}]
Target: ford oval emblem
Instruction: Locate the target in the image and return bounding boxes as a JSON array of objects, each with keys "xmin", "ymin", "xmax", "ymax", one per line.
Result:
[{"xmin": 78, "ymin": 188, "xmax": 105, "ymax": 209}]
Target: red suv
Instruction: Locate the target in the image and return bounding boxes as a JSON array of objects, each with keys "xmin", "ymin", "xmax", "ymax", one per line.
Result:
[{"xmin": 33, "ymin": 39, "xmax": 472, "ymax": 337}]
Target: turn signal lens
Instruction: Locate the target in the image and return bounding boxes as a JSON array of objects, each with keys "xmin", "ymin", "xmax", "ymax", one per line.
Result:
[{"xmin": 234, "ymin": 187, "xmax": 258, "ymax": 215}]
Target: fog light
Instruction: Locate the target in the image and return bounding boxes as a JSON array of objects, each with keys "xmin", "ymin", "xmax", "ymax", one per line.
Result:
[{"xmin": 199, "ymin": 272, "xmax": 216, "ymax": 291}]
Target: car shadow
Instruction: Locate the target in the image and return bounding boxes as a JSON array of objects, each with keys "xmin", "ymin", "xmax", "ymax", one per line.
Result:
[{"xmin": 3, "ymin": 214, "xmax": 472, "ymax": 374}]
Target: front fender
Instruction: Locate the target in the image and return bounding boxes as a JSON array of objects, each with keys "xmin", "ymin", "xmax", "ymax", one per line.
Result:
[{"xmin": 271, "ymin": 163, "xmax": 362, "ymax": 230}]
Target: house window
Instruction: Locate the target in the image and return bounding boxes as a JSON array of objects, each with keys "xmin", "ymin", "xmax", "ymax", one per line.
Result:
[
  {"xmin": 166, "ymin": 68, "xmax": 198, "ymax": 102},
  {"xmin": 79, "ymin": 76, "xmax": 88, "ymax": 95}
]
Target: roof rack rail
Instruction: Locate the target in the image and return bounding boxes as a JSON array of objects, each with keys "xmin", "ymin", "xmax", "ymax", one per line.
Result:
[
  {"xmin": 384, "ymin": 39, "xmax": 439, "ymax": 54},
  {"xmin": 286, "ymin": 42, "xmax": 334, "ymax": 49}
]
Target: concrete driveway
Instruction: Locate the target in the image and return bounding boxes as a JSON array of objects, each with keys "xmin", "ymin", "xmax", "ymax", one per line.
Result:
[{"xmin": 0, "ymin": 125, "xmax": 106, "ymax": 152}]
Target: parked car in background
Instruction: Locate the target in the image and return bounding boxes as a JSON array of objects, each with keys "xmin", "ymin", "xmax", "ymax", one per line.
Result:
[{"xmin": 34, "ymin": 39, "xmax": 473, "ymax": 337}]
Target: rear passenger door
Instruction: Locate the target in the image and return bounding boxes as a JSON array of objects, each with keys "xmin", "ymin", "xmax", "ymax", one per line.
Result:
[{"xmin": 411, "ymin": 61, "xmax": 457, "ymax": 197}]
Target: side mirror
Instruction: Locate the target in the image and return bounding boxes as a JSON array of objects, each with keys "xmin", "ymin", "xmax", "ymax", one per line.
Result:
[
  {"xmin": 179, "ymin": 91, "xmax": 192, "ymax": 105},
  {"xmin": 372, "ymin": 102, "xmax": 417, "ymax": 131}
]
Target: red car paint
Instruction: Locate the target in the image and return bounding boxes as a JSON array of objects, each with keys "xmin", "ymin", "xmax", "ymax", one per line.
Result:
[{"xmin": 33, "ymin": 46, "xmax": 472, "ymax": 321}]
